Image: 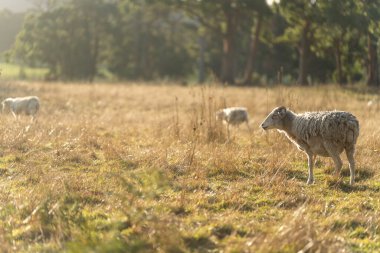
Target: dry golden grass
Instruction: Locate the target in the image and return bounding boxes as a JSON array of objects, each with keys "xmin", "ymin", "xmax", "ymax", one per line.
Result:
[{"xmin": 0, "ymin": 81, "xmax": 379, "ymax": 252}]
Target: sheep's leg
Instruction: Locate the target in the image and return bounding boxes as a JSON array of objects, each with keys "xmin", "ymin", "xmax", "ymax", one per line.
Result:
[
  {"xmin": 345, "ymin": 147, "xmax": 356, "ymax": 185},
  {"xmin": 227, "ymin": 123, "xmax": 230, "ymax": 141},
  {"xmin": 30, "ymin": 115, "xmax": 37, "ymax": 123},
  {"xmin": 11, "ymin": 111, "xmax": 17, "ymax": 120},
  {"xmin": 245, "ymin": 120, "xmax": 251, "ymax": 132},
  {"xmin": 332, "ymin": 155, "xmax": 343, "ymax": 177},
  {"xmin": 324, "ymin": 142, "xmax": 343, "ymax": 177},
  {"xmin": 306, "ymin": 152, "xmax": 314, "ymax": 184}
]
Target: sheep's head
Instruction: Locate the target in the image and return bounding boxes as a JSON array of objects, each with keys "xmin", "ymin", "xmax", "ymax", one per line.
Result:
[
  {"xmin": 216, "ymin": 109, "xmax": 226, "ymax": 122},
  {"xmin": 261, "ymin": 106, "xmax": 287, "ymax": 130},
  {"xmin": 1, "ymin": 98, "xmax": 12, "ymax": 113}
]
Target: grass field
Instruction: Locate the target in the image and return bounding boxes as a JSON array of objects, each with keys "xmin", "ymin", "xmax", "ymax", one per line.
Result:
[
  {"xmin": 0, "ymin": 63, "xmax": 48, "ymax": 80},
  {"xmin": 0, "ymin": 81, "xmax": 379, "ymax": 252}
]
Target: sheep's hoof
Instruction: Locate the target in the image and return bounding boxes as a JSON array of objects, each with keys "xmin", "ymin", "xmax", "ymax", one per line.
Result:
[
  {"xmin": 306, "ymin": 179, "xmax": 314, "ymax": 185},
  {"xmin": 349, "ymin": 179, "xmax": 355, "ymax": 186}
]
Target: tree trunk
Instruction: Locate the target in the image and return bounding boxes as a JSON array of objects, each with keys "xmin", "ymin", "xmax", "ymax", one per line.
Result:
[
  {"xmin": 367, "ymin": 32, "xmax": 379, "ymax": 86},
  {"xmin": 297, "ymin": 20, "xmax": 311, "ymax": 85},
  {"xmin": 220, "ymin": 5, "xmax": 236, "ymax": 84},
  {"xmin": 334, "ymin": 38, "xmax": 344, "ymax": 85},
  {"xmin": 198, "ymin": 36, "xmax": 206, "ymax": 83},
  {"xmin": 242, "ymin": 14, "xmax": 262, "ymax": 85},
  {"xmin": 134, "ymin": 9, "xmax": 144, "ymax": 79},
  {"xmin": 89, "ymin": 34, "xmax": 99, "ymax": 83}
]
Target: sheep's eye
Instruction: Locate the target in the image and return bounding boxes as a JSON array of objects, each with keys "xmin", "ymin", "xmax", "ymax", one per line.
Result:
[{"xmin": 272, "ymin": 114, "xmax": 279, "ymax": 120}]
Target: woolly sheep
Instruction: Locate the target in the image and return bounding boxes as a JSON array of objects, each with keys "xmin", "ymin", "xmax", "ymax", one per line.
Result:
[
  {"xmin": 216, "ymin": 107, "xmax": 250, "ymax": 140},
  {"xmin": 2, "ymin": 96, "xmax": 40, "ymax": 122},
  {"xmin": 261, "ymin": 106, "xmax": 359, "ymax": 185}
]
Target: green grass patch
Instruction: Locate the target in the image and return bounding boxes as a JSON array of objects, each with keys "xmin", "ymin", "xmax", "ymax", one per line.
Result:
[{"xmin": 0, "ymin": 62, "xmax": 48, "ymax": 80}]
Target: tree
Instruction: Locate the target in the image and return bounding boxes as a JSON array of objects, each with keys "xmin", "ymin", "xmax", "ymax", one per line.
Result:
[
  {"xmin": 242, "ymin": 0, "xmax": 271, "ymax": 85},
  {"xmin": 358, "ymin": 0, "xmax": 380, "ymax": 86},
  {"xmin": 13, "ymin": 0, "xmax": 115, "ymax": 81},
  {"xmin": 176, "ymin": 0, "xmax": 267, "ymax": 84},
  {"xmin": 312, "ymin": 0, "xmax": 360, "ymax": 85},
  {"xmin": 9, "ymin": 0, "xmax": 380, "ymax": 85},
  {"xmin": 279, "ymin": 0, "xmax": 320, "ymax": 85},
  {"xmin": 105, "ymin": 0, "xmax": 195, "ymax": 80}
]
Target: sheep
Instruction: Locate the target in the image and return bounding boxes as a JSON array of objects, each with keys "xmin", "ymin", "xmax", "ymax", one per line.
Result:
[
  {"xmin": 2, "ymin": 96, "xmax": 40, "ymax": 122},
  {"xmin": 367, "ymin": 98, "xmax": 379, "ymax": 110},
  {"xmin": 216, "ymin": 107, "xmax": 250, "ymax": 140},
  {"xmin": 260, "ymin": 106, "xmax": 359, "ymax": 185}
]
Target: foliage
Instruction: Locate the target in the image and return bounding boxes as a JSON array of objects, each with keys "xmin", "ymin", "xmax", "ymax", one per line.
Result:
[
  {"xmin": 13, "ymin": 0, "xmax": 115, "ymax": 81},
  {"xmin": 106, "ymin": 1, "xmax": 195, "ymax": 80},
  {"xmin": 6, "ymin": 0, "xmax": 380, "ymax": 85}
]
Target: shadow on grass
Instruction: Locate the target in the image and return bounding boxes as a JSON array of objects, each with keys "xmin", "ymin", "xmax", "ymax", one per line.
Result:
[
  {"xmin": 0, "ymin": 168, "xmax": 7, "ymax": 176},
  {"xmin": 183, "ymin": 236, "xmax": 217, "ymax": 252},
  {"xmin": 323, "ymin": 167, "xmax": 374, "ymax": 182},
  {"xmin": 276, "ymin": 194, "xmax": 308, "ymax": 209},
  {"xmin": 343, "ymin": 167, "xmax": 374, "ymax": 182},
  {"xmin": 120, "ymin": 159, "xmax": 139, "ymax": 170},
  {"xmin": 326, "ymin": 179, "xmax": 368, "ymax": 193},
  {"xmin": 211, "ymin": 224, "xmax": 234, "ymax": 240},
  {"xmin": 170, "ymin": 205, "xmax": 191, "ymax": 216},
  {"xmin": 285, "ymin": 169, "xmax": 307, "ymax": 182},
  {"xmin": 285, "ymin": 165, "xmax": 375, "ymax": 192}
]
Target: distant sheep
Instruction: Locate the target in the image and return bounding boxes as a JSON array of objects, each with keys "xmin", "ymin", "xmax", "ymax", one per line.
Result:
[
  {"xmin": 216, "ymin": 107, "xmax": 250, "ymax": 140},
  {"xmin": 2, "ymin": 96, "xmax": 40, "ymax": 122},
  {"xmin": 367, "ymin": 98, "xmax": 379, "ymax": 109},
  {"xmin": 261, "ymin": 106, "xmax": 359, "ymax": 185}
]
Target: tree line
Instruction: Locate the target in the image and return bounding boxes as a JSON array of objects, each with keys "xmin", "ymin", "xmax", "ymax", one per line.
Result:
[{"xmin": 9, "ymin": 0, "xmax": 380, "ymax": 86}]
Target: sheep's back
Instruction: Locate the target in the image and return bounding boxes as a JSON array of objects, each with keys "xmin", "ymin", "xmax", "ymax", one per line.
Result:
[
  {"xmin": 225, "ymin": 108, "xmax": 248, "ymax": 125},
  {"xmin": 12, "ymin": 96, "xmax": 40, "ymax": 114},
  {"xmin": 294, "ymin": 111, "xmax": 359, "ymax": 146}
]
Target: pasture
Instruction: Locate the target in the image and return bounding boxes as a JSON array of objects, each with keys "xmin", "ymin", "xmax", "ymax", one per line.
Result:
[
  {"xmin": 0, "ymin": 81, "xmax": 379, "ymax": 252},
  {"xmin": 0, "ymin": 63, "xmax": 48, "ymax": 80}
]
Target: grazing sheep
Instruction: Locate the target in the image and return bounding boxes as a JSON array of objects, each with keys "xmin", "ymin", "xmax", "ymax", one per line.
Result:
[
  {"xmin": 261, "ymin": 106, "xmax": 359, "ymax": 185},
  {"xmin": 216, "ymin": 107, "xmax": 250, "ymax": 140},
  {"xmin": 2, "ymin": 96, "xmax": 40, "ymax": 122},
  {"xmin": 367, "ymin": 98, "xmax": 379, "ymax": 109}
]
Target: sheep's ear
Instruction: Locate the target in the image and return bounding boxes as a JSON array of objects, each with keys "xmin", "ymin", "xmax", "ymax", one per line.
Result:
[{"xmin": 278, "ymin": 106, "xmax": 287, "ymax": 118}]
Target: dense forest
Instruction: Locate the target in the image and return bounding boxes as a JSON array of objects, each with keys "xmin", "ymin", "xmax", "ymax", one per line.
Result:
[{"xmin": 5, "ymin": 0, "xmax": 380, "ymax": 85}]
